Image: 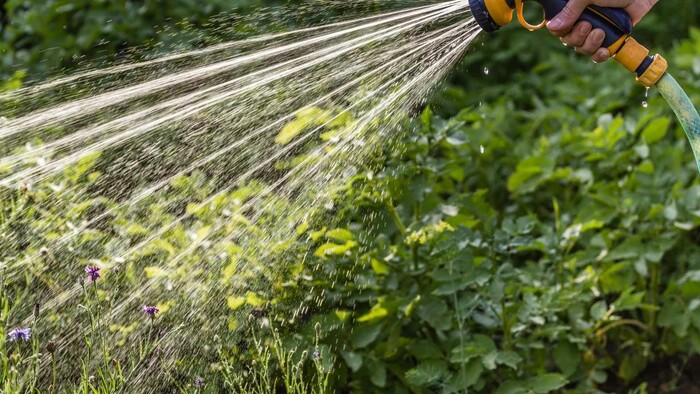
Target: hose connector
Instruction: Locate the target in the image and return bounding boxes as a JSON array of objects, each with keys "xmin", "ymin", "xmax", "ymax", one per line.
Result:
[
  {"xmin": 637, "ymin": 55, "xmax": 668, "ymax": 88},
  {"xmin": 613, "ymin": 38, "xmax": 668, "ymax": 88}
]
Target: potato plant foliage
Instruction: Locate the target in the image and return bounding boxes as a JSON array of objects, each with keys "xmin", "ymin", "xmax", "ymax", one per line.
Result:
[{"xmin": 268, "ymin": 29, "xmax": 700, "ymax": 392}]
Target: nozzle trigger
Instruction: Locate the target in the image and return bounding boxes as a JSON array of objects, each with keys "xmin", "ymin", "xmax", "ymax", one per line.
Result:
[{"xmin": 514, "ymin": 0, "xmax": 546, "ymax": 31}]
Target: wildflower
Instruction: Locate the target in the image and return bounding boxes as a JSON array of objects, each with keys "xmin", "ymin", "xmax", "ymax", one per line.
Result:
[
  {"xmin": 142, "ymin": 306, "xmax": 159, "ymax": 317},
  {"xmin": 195, "ymin": 377, "xmax": 204, "ymax": 389},
  {"xmin": 313, "ymin": 349, "xmax": 320, "ymax": 360},
  {"xmin": 84, "ymin": 266, "xmax": 100, "ymax": 282},
  {"xmin": 46, "ymin": 341, "xmax": 57, "ymax": 354},
  {"xmin": 7, "ymin": 327, "xmax": 31, "ymax": 342}
]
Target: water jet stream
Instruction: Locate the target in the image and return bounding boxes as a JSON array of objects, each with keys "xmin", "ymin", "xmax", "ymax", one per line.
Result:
[{"xmin": 1, "ymin": 4, "xmax": 483, "ymax": 387}]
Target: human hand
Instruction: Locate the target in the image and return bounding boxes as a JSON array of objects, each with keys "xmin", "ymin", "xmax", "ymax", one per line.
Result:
[{"xmin": 547, "ymin": 0, "xmax": 657, "ymax": 63}]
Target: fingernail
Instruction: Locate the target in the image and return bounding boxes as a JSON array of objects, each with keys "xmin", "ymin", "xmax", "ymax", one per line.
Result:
[{"xmin": 548, "ymin": 18, "xmax": 562, "ymax": 30}]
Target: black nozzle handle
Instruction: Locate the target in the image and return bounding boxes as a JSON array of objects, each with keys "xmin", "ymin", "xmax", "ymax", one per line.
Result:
[{"xmin": 535, "ymin": 0, "xmax": 633, "ymax": 48}]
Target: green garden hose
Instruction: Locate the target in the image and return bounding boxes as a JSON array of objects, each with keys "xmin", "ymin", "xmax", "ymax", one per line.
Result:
[{"xmin": 656, "ymin": 73, "xmax": 700, "ymax": 173}]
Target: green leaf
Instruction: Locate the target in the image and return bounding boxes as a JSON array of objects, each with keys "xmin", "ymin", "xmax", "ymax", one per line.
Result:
[
  {"xmin": 244, "ymin": 291, "xmax": 265, "ymax": 307},
  {"xmin": 613, "ymin": 288, "xmax": 645, "ymax": 311},
  {"xmin": 482, "ymin": 351, "xmax": 498, "ymax": 370},
  {"xmin": 421, "ymin": 105, "xmax": 433, "ymax": 128},
  {"xmin": 350, "ymin": 324, "xmax": 382, "ymax": 348},
  {"xmin": 590, "ymin": 300, "xmax": 608, "ymax": 321},
  {"xmin": 226, "ymin": 296, "xmax": 246, "ymax": 310},
  {"xmin": 144, "ymin": 266, "xmax": 168, "ymax": 279},
  {"xmin": 314, "ymin": 240, "xmax": 358, "ymax": 257},
  {"xmin": 406, "ymin": 340, "xmax": 444, "ymax": 360},
  {"xmin": 606, "ymin": 237, "xmax": 643, "ymax": 261},
  {"xmin": 65, "ymin": 151, "xmax": 101, "ymax": 182},
  {"xmin": 405, "ymin": 360, "xmax": 447, "ymax": 387},
  {"xmin": 432, "ymin": 280, "xmax": 469, "ymax": 296},
  {"xmin": 444, "ymin": 358, "xmax": 483, "ymax": 389},
  {"xmin": 618, "ymin": 351, "xmax": 647, "ymax": 382},
  {"xmin": 417, "ymin": 297, "xmax": 451, "ymax": 330},
  {"xmin": 357, "ymin": 303, "xmax": 388, "ymax": 323},
  {"xmin": 599, "ymin": 262, "xmax": 636, "ymax": 293},
  {"xmin": 553, "ymin": 341, "xmax": 581, "ymax": 377},
  {"xmin": 496, "ymin": 380, "xmax": 527, "ymax": 394},
  {"xmin": 275, "ymin": 107, "xmax": 331, "ymax": 144},
  {"xmin": 507, "ymin": 156, "xmax": 555, "ymax": 194},
  {"xmin": 368, "ymin": 360, "xmax": 387, "ymax": 387},
  {"xmin": 495, "ymin": 350, "xmax": 522, "ymax": 370},
  {"xmin": 641, "ymin": 117, "xmax": 670, "ymax": 144},
  {"xmin": 326, "ymin": 228, "xmax": 354, "ymax": 242},
  {"xmin": 658, "ymin": 301, "xmax": 690, "ymax": 337},
  {"xmin": 450, "ymin": 334, "xmax": 497, "ymax": 363},
  {"xmin": 340, "ymin": 351, "xmax": 363, "ymax": 372},
  {"xmin": 371, "ymin": 258, "xmax": 390, "ymax": 275},
  {"xmin": 527, "ymin": 373, "xmax": 568, "ymax": 393}
]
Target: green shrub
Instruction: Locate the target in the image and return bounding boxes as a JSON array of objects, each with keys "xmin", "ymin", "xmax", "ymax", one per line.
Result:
[{"xmin": 266, "ymin": 28, "xmax": 700, "ymax": 392}]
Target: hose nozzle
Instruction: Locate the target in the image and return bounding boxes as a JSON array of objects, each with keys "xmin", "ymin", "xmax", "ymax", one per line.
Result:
[{"xmin": 467, "ymin": 0, "xmax": 668, "ymax": 87}]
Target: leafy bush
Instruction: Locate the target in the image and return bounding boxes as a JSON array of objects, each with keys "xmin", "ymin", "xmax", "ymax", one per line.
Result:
[
  {"xmin": 0, "ymin": 0, "xmax": 261, "ymax": 78},
  {"xmin": 260, "ymin": 29, "xmax": 700, "ymax": 392}
]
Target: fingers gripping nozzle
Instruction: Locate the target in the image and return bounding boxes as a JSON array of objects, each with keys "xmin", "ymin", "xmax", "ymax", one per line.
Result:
[{"xmin": 467, "ymin": 0, "xmax": 668, "ymax": 87}]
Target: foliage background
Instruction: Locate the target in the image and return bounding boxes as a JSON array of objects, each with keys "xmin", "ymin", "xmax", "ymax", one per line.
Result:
[{"xmin": 2, "ymin": 0, "xmax": 700, "ymax": 392}]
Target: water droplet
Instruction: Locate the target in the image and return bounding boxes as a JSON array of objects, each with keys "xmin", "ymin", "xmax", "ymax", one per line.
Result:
[
  {"xmin": 642, "ymin": 101, "xmax": 648, "ymax": 108},
  {"xmin": 480, "ymin": 145, "xmax": 485, "ymax": 154},
  {"xmin": 483, "ymin": 67, "xmax": 489, "ymax": 75},
  {"xmin": 645, "ymin": 87, "xmax": 649, "ymax": 98}
]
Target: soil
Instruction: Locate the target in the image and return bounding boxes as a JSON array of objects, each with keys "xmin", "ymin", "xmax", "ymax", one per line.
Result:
[{"xmin": 603, "ymin": 356, "xmax": 700, "ymax": 393}]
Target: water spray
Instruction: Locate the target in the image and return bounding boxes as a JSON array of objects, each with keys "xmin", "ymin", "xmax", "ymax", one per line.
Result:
[{"xmin": 468, "ymin": 0, "xmax": 700, "ymax": 172}]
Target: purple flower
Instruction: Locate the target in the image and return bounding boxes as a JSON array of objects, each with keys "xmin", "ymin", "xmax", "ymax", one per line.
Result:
[
  {"xmin": 84, "ymin": 266, "xmax": 100, "ymax": 282},
  {"xmin": 195, "ymin": 377, "xmax": 204, "ymax": 389},
  {"xmin": 313, "ymin": 349, "xmax": 320, "ymax": 360},
  {"xmin": 7, "ymin": 327, "xmax": 31, "ymax": 342},
  {"xmin": 142, "ymin": 306, "xmax": 159, "ymax": 317}
]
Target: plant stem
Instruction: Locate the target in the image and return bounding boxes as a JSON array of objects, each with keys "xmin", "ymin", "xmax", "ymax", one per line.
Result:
[
  {"xmin": 595, "ymin": 319, "xmax": 649, "ymax": 338},
  {"xmin": 501, "ymin": 298, "xmax": 511, "ymax": 350},
  {"xmin": 649, "ymin": 262, "xmax": 660, "ymax": 337},
  {"xmin": 384, "ymin": 200, "xmax": 405, "ymax": 235}
]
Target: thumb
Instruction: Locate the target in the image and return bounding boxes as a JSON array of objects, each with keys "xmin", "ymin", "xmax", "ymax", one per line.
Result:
[{"xmin": 547, "ymin": 0, "xmax": 591, "ymax": 33}]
